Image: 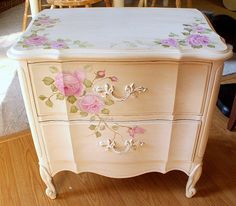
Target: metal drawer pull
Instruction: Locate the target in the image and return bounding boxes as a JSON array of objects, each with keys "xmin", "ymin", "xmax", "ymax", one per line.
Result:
[
  {"xmin": 99, "ymin": 139, "xmax": 145, "ymax": 154},
  {"xmin": 95, "ymin": 83, "xmax": 147, "ymax": 102}
]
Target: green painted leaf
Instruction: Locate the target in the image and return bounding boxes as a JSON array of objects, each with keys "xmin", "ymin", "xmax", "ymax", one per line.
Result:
[
  {"xmin": 90, "ymin": 116, "xmax": 96, "ymax": 121},
  {"xmin": 207, "ymin": 44, "xmax": 215, "ymax": 48},
  {"xmin": 182, "ymin": 32, "xmax": 190, "ymax": 36},
  {"xmin": 95, "ymin": 131, "xmax": 101, "ymax": 138},
  {"xmin": 104, "ymin": 98, "xmax": 114, "ymax": 106},
  {"xmin": 80, "ymin": 112, "xmax": 88, "ymax": 117},
  {"xmin": 39, "ymin": 95, "xmax": 47, "ymax": 101},
  {"xmin": 192, "ymin": 45, "xmax": 203, "ymax": 49},
  {"xmin": 45, "ymin": 99, "xmax": 53, "ymax": 107},
  {"xmin": 101, "ymin": 108, "xmax": 110, "ymax": 115},
  {"xmin": 50, "ymin": 84, "xmax": 58, "ymax": 92},
  {"xmin": 89, "ymin": 125, "xmax": 96, "ymax": 130},
  {"xmin": 49, "ymin": 66, "xmax": 59, "ymax": 73},
  {"xmin": 154, "ymin": 40, "xmax": 161, "ymax": 44},
  {"xmin": 169, "ymin": 32, "xmax": 178, "ymax": 37},
  {"xmin": 84, "ymin": 79, "xmax": 93, "ymax": 88},
  {"xmin": 56, "ymin": 93, "xmax": 64, "ymax": 100},
  {"xmin": 184, "ymin": 28, "xmax": 192, "ymax": 32},
  {"xmin": 42, "ymin": 77, "xmax": 54, "ymax": 85},
  {"xmin": 70, "ymin": 105, "xmax": 78, "ymax": 113},
  {"xmin": 179, "ymin": 42, "xmax": 187, "ymax": 46},
  {"xmin": 112, "ymin": 125, "xmax": 119, "ymax": 131},
  {"xmin": 67, "ymin": 95, "xmax": 77, "ymax": 104}
]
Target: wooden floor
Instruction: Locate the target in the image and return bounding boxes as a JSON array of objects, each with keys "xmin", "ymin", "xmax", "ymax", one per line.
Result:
[{"xmin": 0, "ymin": 108, "xmax": 235, "ymax": 206}]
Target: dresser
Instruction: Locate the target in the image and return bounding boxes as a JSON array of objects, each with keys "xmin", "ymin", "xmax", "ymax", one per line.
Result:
[{"xmin": 8, "ymin": 8, "xmax": 232, "ymax": 199}]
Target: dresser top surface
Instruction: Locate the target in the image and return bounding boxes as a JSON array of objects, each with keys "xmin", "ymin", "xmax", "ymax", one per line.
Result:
[{"xmin": 8, "ymin": 8, "xmax": 232, "ymax": 60}]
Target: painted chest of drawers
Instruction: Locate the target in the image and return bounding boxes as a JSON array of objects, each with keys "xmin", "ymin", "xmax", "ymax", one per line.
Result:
[{"xmin": 8, "ymin": 8, "xmax": 232, "ymax": 199}]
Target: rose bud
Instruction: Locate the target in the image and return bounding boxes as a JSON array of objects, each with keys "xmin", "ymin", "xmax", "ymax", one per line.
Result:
[
  {"xmin": 109, "ymin": 76, "xmax": 118, "ymax": 82},
  {"xmin": 96, "ymin": 70, "xmax": 105, "ymax": 78}
]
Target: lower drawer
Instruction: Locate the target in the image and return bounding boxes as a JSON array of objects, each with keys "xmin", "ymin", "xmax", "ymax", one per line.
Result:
[{"xmin": 39, "ymin": 120, "xmax": 200, "ymax": 176}]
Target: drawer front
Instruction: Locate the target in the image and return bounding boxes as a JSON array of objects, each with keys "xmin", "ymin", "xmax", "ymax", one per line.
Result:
[
  {"xmin": 29, "ymin": 61, "xmax": 210, "ymax": 121},
  {"xmin": 39, "ymin": 120, "xmax": 200, "ymax": 175}
]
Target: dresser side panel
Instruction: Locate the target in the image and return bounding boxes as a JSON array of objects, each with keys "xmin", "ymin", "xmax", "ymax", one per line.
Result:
[{"xmin": 16, "ymin": 61, "xmax": 51, "ymax": 172}]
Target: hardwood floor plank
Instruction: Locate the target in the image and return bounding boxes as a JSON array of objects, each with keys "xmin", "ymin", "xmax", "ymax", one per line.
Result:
[{"xmin": 0, "ymin": 142, "xmax": 22, "ymax": 206}]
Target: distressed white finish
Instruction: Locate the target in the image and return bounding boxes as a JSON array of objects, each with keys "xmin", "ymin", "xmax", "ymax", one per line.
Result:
[
  {"xmin": 8, "ymin": 8, "xmax": 232, "ymax": 199},
  {"xmin": 8, "ymin": 8, "xmax": 231, "ymax": 60}
]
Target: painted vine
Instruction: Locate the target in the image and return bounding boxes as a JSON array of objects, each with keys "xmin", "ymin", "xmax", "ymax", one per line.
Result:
[{"xmin": 38, "ymin": 65, "xmax": 146, "ymax": 141}]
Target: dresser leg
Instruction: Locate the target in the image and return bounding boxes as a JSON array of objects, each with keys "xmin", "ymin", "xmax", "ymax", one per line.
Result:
[
  {"xmin": 185, "ymin": 163, "xmax": 202, "ymax": 198},
  {"xmin": 39, "ymin": 165, "xmax": 57, "ymax": 199}
]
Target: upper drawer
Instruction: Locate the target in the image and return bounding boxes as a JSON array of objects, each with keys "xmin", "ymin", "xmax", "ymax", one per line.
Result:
[{"xmin": 28, "ymin": 61, "xmax": 211, "ymax": 121}]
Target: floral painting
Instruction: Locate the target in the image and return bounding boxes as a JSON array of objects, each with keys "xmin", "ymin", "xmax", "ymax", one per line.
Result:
[
  {"xmin": 154, "ymin": 17, "xmax": 216, "ymax": 49},
  {"xmin": 17, "ymin": 14, "xmax": 217, "ymax": 50},
  {"xmin": 18, "ymin": 14, "xmax": 92, "ymax": 49},
  {"xmin": 38, "ymin": 65, "xmax": 147, "ymax": 147}
]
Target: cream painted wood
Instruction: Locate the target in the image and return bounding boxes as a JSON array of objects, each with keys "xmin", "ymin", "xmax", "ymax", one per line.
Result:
[
  {"xmin": 39, "ymin": 164, "xmax": 57, "ymax": 199},
  {"xmin": 28, "ymin": 61, "xmax": 211, "ymax": 121},
  {"xmin": 8, "ymin": 8, "xmax": 231, "ymax": 61},
  {"xmin": 8, "ymin": 8, "xmax": 232, "ymax": 199},
  {"xmin": 39, "ymin": 120, "xmax": 200, "ymax": 176},
  {"xmin": 29, "ymin": 0, "xmax": 40, "ymax": 18},
  {"xmin": 185, "ymin": 163, "xmax": 202, "ymax": 198}
]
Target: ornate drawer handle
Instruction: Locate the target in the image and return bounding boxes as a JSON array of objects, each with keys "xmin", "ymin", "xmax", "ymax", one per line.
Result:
[
  {"xmin": 95, "ymin": 83, "xmax": 147, "ymax": 102},
  {"xmin": 99, "ymin": 139, "xmax": 145, "ymax": 154}
]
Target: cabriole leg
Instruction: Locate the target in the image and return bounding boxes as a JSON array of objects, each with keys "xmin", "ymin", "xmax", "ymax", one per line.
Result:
[
  {"xmin": 186, "ymin": 163, "xmax": 202, "ymax": 198},
  {"xmin": 39, "ymin": 164, "xmax": 57, "ymax": 199}
]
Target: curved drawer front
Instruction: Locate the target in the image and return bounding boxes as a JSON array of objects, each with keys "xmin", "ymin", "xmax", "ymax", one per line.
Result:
[
  {"xmin": 29, "ymin": 61, "xmax": 210, "ymax": 121},
  {"xmin": 39, "ymin": 120, "xmax": 200, "ymax": 175}
]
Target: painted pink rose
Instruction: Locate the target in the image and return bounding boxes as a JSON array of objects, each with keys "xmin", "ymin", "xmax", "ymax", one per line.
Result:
[
  {"xmin": 109, "ymin": 76, "xmax": 118, "ymax": 82},
  {"xmin": 96, "ymin": 70, "xmax": 105, "ymax": 78},
  {"xmin": 50, "ymin": 40, "xmax": 68, "ymax": 49},
  {"xmin": 128, "ymin": 126, "xmax": 145, "ymax": 138},
  {"xmin": 55, "ymin": 71, "xmax": 85, "ymax": 96},
  {"xmin": 24, "ymin": 35, "xmax": 48, "ymax": 46},
  {"xmin": 187, "ymin": 34, "xmax": 210, "ymax": 47},
  {"xmin": 161, "ymin": 38, "xmax": 178, "ymax": 47},
  {"xmin": 192, "ymin": 25, "xmax": 207, "ymax": 33},
  {"xmin": 78, "ymin": 94, "xmax": 104, "ymax": 114}
]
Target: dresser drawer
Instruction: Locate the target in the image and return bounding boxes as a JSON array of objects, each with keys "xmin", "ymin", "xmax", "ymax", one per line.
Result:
[
  {"xmin": 29, "ymin": 61, "xmax": 210, "ymax": 121},
  {"xmin": 39, "ymin": 120, "xmax": 200, "ymax": 175}
]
